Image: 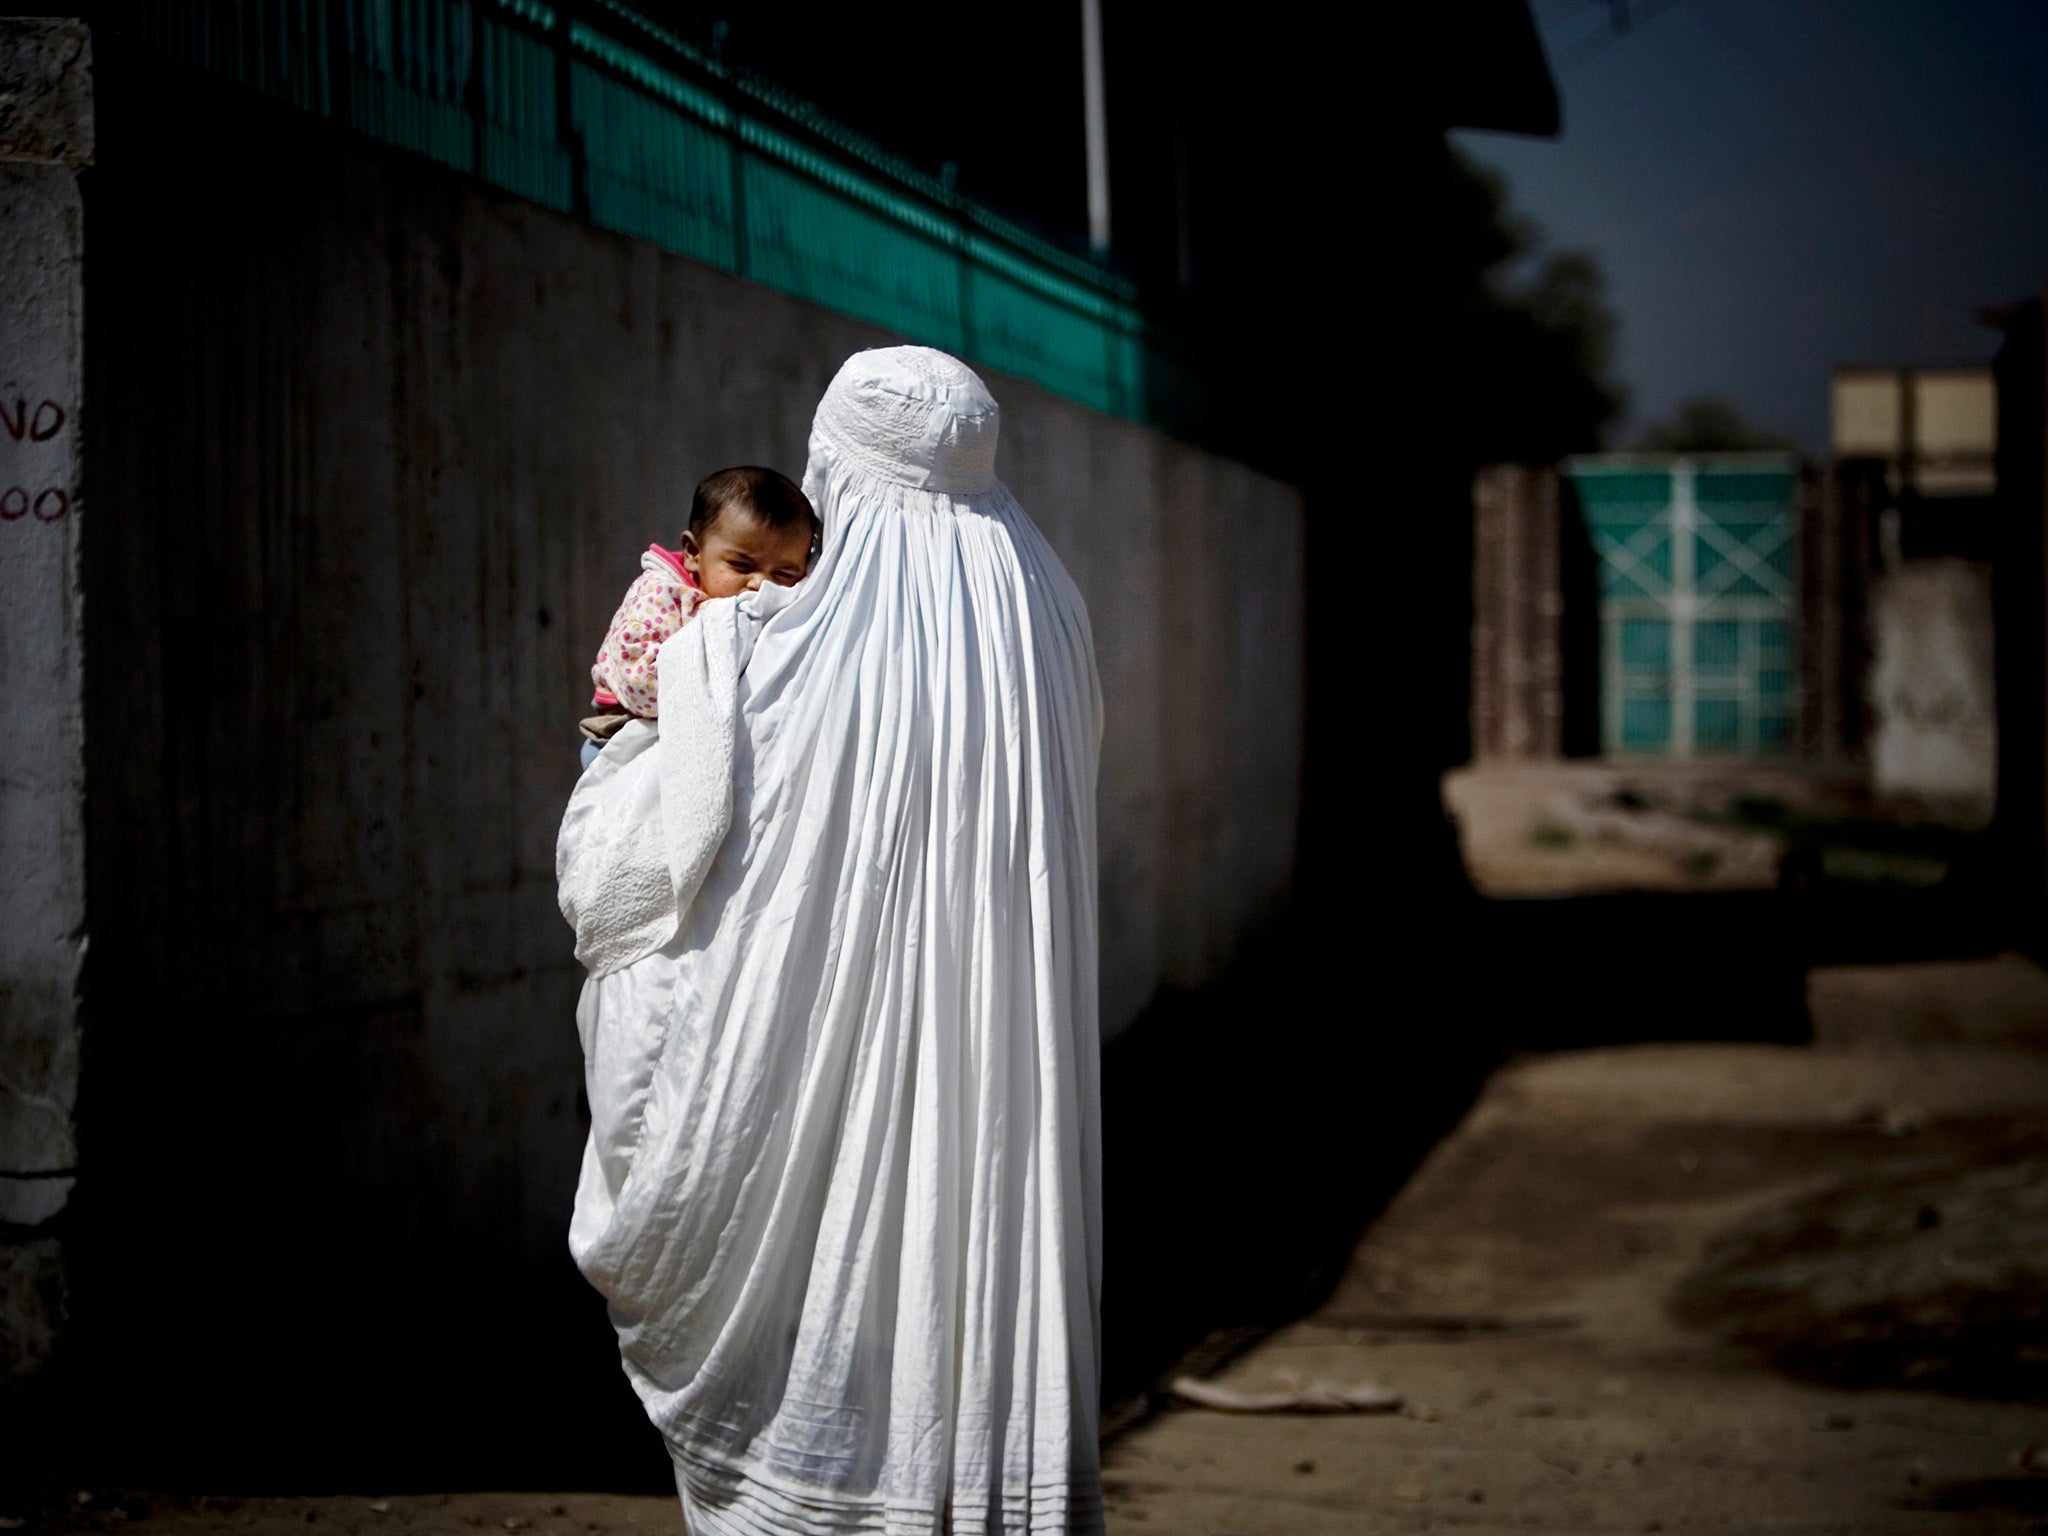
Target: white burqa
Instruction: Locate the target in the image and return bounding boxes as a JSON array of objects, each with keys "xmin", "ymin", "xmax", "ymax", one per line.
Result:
[{"xmin": 557, "ymin": 347, "xmax": 1104, "ymax": 1536}]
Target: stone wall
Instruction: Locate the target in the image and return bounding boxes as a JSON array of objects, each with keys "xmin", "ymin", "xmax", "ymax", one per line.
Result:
[
  {"xmin": 1468, "ymin": 464, "xmax": 1601, "ymax": 764},
  {"xmin": 1471, "ymin": 465, "xmax": 1564, "ymax": 761},
  {"xmin": 56, "ymin": 41, "xmax": 1303, "ymax": 1480}
]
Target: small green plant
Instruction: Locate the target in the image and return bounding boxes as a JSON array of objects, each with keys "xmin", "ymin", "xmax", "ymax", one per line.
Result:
[
  {"xmin": 1689, "ymin": 793, "xmax": 1983, "ymax": 890},
  {"xmin": 1727, "ymin": 795, "xmax": 1794, "ymax": 832},
  {"xmin": 1818, "ymin": 847, "xmax": 1948, "ymax": 887},
  {"xmin": 1677, "ymin": 849, "xmax": 1723, "ymax": 880}
]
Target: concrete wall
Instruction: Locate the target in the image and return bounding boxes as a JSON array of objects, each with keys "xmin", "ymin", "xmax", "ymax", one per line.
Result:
[
  {"xmin": 0, "ymin": 19, "xmax": 90, "ymax": 1405},
  {"xmin": 1869, "ymin": 560, "xmax": 1997, "ymax": 814},
  {"xmin": 62, "ymin": 44, "xmax": 1302, "ymax": 1480}
]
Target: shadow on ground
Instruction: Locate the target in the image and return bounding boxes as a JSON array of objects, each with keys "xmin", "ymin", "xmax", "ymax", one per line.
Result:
[
  {"xmin": 1099, "ymin": 920, "xmax": 1501, "ymax": 1413},
  {"xmin": 18, "ymin": 866, "xmax": 2018, "ymax": 1501},
  {"xmin": 1099, "ymin": 861, "xmax": 2016, "ymax": 1422}
]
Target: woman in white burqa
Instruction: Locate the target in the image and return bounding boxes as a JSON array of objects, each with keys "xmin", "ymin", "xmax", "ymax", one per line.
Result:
[{"xmin": 557, "ymin": 347, "xmax": 1104, "ymax": 1535}]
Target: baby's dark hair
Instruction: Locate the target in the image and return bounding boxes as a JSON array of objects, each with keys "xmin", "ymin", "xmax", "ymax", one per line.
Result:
[{"xmin": 688, "ymin": 465, "xmax": 816, "ymax": 545}]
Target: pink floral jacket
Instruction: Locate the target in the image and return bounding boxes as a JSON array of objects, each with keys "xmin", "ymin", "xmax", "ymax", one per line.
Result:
[{"xmin": 590, "ymin": 544, "xmax": 703, "ymax": 717}]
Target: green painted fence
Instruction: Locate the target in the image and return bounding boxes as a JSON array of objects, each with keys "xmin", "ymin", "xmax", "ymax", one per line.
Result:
[
  {"xmin": 124, "ymin": 0, "xmax": 1182, "ymax": 427},
  {"xmin": 1566, "ymin": 454, "xmax": 1799, "ymax": 757}
]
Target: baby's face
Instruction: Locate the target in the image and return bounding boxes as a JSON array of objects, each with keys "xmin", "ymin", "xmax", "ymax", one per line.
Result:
[{"xmin": 685, "ymin": 510, "xmax": 813, "ymax": 599}]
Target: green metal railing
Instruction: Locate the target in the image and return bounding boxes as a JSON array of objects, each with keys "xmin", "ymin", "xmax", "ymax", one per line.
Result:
[{"xmin": 127, "ymin": 0, "xmax": 1182, "ymax": 426}]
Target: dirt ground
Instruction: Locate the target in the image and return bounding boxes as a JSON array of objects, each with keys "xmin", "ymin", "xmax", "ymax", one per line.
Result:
[
  {"xmin": 1100, "ymin": 952, "xmax": 2048, "ymax": 1534},
  {"xmin": 1441, "ymin": 760, "xmax": 1981, "ymax": 896},
  {"xmin": 18, "ymin": 954, "xmax": 2048, "ymax": 1535}
]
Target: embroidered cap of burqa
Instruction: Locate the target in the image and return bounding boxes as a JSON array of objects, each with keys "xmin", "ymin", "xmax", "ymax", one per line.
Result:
[{"xmin": 563, "ymin": 346, "xmax": 1105, "ymax": 1536}]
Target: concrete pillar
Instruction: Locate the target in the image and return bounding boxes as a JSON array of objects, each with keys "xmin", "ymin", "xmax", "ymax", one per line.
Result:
[
  {"xmin": 0, "ymin": 16, "xmax": 91, "ymax": 1397},
  {"xmin": 1869, "ymin": 560, "xmax": 1998, "ymax": 817}
]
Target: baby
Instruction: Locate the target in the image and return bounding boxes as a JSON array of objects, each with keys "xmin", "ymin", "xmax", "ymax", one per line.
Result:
[{"xmin": 580, "ymin": 465, "xmax": 816, "ymax": 767}]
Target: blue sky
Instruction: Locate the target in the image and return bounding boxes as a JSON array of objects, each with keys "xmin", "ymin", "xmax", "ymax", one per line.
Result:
[{"xmin": 1454, "ymin": 0, "xmax": 2048, "ymax": 451}]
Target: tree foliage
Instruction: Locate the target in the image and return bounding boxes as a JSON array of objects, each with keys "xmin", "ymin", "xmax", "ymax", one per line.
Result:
[
  {"xmin": 1440, "ymin": 149, "xmax": 1626, "ymax": 466},
  {"xmin": 1632, "ymin": 397, "xmax": 1796, "ymax": 453}
]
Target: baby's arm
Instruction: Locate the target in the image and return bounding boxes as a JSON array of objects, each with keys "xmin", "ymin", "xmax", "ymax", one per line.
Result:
[{"xmin": 592, "ymin": 572, "xmax": 702, "ymax": 716}]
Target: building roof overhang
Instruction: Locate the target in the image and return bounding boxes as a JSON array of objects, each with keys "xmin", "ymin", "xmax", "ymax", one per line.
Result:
[{"xmin": 1421, "ymin": 0, "xmax": 1561, "ymax": 137}]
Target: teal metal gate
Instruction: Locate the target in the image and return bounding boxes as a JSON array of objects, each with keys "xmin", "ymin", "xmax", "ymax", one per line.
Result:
[{"xmin": 1565, "ymin": 454, "xmax": 1798, "ymax": 757}]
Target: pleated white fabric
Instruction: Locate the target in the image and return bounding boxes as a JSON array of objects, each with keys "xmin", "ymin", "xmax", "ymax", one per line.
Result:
[{"xmin": 562, "ymin": 348, "xmax": 1105, "ymax": 1535}]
